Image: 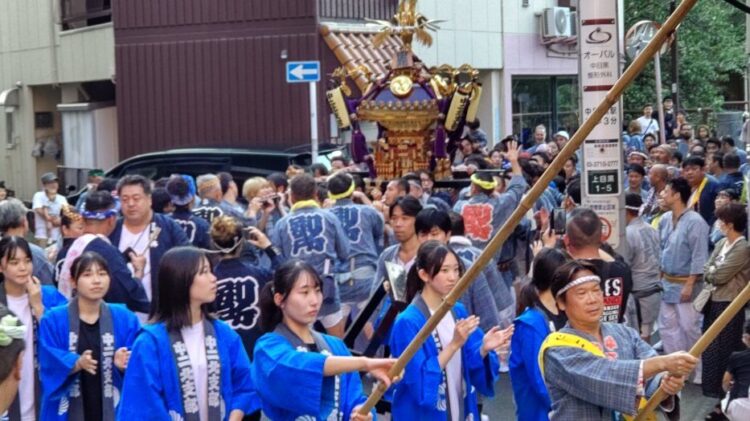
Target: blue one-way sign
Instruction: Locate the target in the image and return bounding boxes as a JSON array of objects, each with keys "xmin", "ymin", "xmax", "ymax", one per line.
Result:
[{"xmin": 286, "ymin": 61, "xmax": 320, "ymax": 83}]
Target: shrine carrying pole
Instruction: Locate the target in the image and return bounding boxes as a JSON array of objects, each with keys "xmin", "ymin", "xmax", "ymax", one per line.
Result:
[{"xmin": 359, "ymin": 0, "xmax": 701, "ymax": 414}]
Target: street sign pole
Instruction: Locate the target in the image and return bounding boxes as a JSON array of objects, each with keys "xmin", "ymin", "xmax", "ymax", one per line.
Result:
[
  {"xmin": 286, "ymin": 60, "xmax": 321, "ymax": 162},
  {"xmin": 578, "ymin": 0, "xmax": 625, "ymax": 251},
  {"xmin": 309, "ymin": 81, "xmax": 319, "ymax": 163}
]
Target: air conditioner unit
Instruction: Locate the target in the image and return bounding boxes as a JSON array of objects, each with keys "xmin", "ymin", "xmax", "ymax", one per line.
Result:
[{"xmin": 543, "ymin": 7, "xmax": 572, "ymax": 38}]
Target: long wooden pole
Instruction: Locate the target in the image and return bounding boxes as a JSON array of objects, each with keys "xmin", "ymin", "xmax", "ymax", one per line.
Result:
[
  {"xmin": 358, "ymin": 0, "xmax": 701, "ymax": 414},
  {"xmin": 635, "ymin": 281, "xmax": 750, "ymax": 420}
]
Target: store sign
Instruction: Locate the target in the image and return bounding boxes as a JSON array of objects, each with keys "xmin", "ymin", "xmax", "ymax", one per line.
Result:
[{"xmin": 578, "ymin": 0, "xmax": 624, "ymax": 248}]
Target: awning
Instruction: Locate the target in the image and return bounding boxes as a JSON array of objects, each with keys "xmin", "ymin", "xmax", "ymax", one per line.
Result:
[
  {"xmin": 320, "ymin": 24, "xmax": 410, "ymax": 93},
  {"xmin": 0, "ymin": 87, "xmax": 19, "ymax": 109}
]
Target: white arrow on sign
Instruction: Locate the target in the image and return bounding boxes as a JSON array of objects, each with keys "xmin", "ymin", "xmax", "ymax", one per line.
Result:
[{"xmin": 290, "ymin": 64, "xmax": 318, "ymax": 80}]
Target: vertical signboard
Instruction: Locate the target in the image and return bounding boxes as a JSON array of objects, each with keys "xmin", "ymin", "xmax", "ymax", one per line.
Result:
[{"xmin": 578, "ymin": 0, "xmax": 625, "ymax": 249}]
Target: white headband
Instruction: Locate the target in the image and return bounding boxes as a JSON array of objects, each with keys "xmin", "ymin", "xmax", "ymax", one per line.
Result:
[{"xmin": 556, "ymin": 275, "xmax": 601, "ymax": 297}]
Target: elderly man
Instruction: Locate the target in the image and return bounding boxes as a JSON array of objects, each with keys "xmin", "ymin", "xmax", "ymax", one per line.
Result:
[
  {"xmin": 108, "ymin": 175, "xmax": 189, "ymax": 318},
  {"xmin": 0, "ymin": 199, "xmax": 54, "ymax": 285},
  {"xmin": 31, "ymin": 172, "xmax": 67, "ymax": 246},
  {"xmin": 642, "ymin": 164, "xmax": 670, "ymax": 224}
]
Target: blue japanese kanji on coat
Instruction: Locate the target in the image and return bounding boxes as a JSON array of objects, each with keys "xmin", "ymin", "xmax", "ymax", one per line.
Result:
[
  {"xmin": 287, "ymin": 214, "xmax": 328, "ymax": 256},
  {"xmin": 330, "ymin": 206, "xmax": 362, "ymax": 243},
  {"xmin": 456, "ymin": 248, "xmax": 476, "ymax": 263},
  {"xmin": 215, "ymin": 276, "xmax": 261, "ymax": 330}
]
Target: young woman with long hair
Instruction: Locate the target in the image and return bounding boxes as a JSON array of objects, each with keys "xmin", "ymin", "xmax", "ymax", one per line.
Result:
[
  {"xmin": 118, "ymin": 247, "xmax": 256, "ymax": 421},
  {"xmin": 252, "ymin": 259, "xmax": 395, "ymax": 421},
  {"xmin": 389, "ymin": 241, "xmax": 513, "ymax": 420},
  {"xmin": 0, "ymin": 236, "xmax": 66, "ymax": 421}
]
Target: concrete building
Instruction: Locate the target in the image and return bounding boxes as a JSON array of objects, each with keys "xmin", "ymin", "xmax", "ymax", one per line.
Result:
[
  {"xmin": 412, "ymin": 0, "xmax": 579, "ymax": 145},
  {"xmin": 0, "ymin": 0, "xmax": 117, "ymax": 199}
]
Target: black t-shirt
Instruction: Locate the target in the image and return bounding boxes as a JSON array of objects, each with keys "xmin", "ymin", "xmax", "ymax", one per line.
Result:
[
  {"xmin": 534, "ymin": 299, "xmax": 567, "ymax": 331},
  {"xmin": 77, "ymin": 319, "xmax": 103, "ymax": 421},
  {"xmin": 727, "ymin": 348, "xmax": 750, "ymax": 400},
  {"xmin": 585, "ymin": 259, "xmax": 633, "ymax": 324}
]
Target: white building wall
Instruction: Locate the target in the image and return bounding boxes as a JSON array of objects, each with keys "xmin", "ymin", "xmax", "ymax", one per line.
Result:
[{"xmin": 0, "ymin": 0, "xmax": 114, "ymax": 199}]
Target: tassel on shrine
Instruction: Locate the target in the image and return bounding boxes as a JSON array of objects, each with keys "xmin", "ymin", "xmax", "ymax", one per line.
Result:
[
  {"xmin": 351, "ymin": 129, "xmax": 368, "ymax": 163},
  {"xmin": 433, "ymin": 123, "xmax": 447, "ymax": 158}
]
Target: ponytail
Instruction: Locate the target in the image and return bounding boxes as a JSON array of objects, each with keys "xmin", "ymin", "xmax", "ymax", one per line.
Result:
[{"xmin": 258, "ymin": 282, "xmax": 282, "ymax": 333}]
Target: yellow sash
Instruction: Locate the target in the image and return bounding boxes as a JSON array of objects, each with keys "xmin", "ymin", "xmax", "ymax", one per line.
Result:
[
  {"xmin": 687, "ymin": 176, "xmax": 708, "ymax": 211},
  {"xmin": 538, "ymin": 332, "xmax": 656, "ymax": 421}
]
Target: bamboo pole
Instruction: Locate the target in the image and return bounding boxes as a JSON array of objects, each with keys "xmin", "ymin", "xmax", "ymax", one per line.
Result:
[
  {"xmin": 358, "ymin": 0, "xmax": 701, "ymax": 414},
  {"xmin": 635, "ymin": 281, "xmax": 750, "ymax": 420}
]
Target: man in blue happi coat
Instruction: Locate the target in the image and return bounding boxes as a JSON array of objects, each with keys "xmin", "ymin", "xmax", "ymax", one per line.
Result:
[{"xmin": 271, "ymin": 173, "xmax": 350, "ymax": 337}]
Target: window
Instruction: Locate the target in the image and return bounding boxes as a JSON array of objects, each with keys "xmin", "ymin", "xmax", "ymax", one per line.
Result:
[
  {"xmin": 61, "ymin": 0, "xmax": 111, "ymax": 31},
  {"xmin": 5, "ymin": 110, "xmax": 14, "ymax": 148},
  {"xmin": 512, "ymin": 76, "xmax": 579, "ymax": 145}
]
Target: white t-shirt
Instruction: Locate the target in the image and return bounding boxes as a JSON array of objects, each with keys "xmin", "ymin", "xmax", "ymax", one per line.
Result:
[
  {"xmin": 7, "ymin": 294, "xmax": 35, "ymax": 421},
  {"xmin": 118, "ymin": 225, "xmax": 152, "ymax": 321},
  {"xmin": 636, "ymin": 116, "xmax": 659, "ymax": 136},
  {"xmin": 31, "ymin": 191, "xmax": 67, "ymax": 241},
  {"xmin": 181, "ymin": 321, "xmax": 208, "ymax": 421},
  {"xmin": 431, "ymin": 308, "xmax": 462, "ymax": 421}
]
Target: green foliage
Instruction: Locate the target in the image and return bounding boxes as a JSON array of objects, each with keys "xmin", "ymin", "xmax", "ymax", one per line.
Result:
[{"xmin": 623, "ymin": 0, "xmax": 745, "ymax": 114}]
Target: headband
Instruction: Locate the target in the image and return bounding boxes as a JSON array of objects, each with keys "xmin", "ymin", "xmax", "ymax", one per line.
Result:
[
  {"xmin": 555, "ymin": 275, "xmax": 601, "ymax": 297},
  {"xmin": 328, "ymin": 181, "xmax": 356, "ymax": 200},
  {"xmin": 625, "ymin": 205, "xmax": 641, "ymax": 211},
  {"xmin": 471, "ymin": 173, "xmax": 497, "ymax": 190},
  {"xmin": 0, "ymin": 314, "xmax": 26, "ymax": 346},
  {"xmin": 82, "ymin": 209, "xmax": 118, "ymax": 220}
]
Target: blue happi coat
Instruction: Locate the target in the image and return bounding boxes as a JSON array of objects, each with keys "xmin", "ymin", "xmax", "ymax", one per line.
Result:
[
  {"xmin": 38, "ymin": 303, "xmax": 140, "ymax": 421},
  {"xmin": 389, "ymin": 301, "xmax": 499, "ymax": 421},
  {"xmin": 252, "ymin": 330, "xmax": 373, "ymax": 421},
  {"xmin": 109, "ymin": 212, "xmax": 191, "ymax": 298},
  {"xmin": 509, "ymin": 307, "xmax": 554, "ymax": 421},
  {"xmin": 170, "ymin": 209, "xmax": 211, "ymax": 250},
  {"xmin": 117, "ymin": 319, "xmax": 258, "ymax": 420},
  {"xmin": 329, "ymin": 198, "xmax": 384, "ymax": 272},
  {"xmin": 271, "ymin": 206, "xmax": 350, "ymax": 277},
  {"xmin": 541, "ymin": 323, "xmax": 665, "ymax": 420},
  {"xmin": 212, "ymin": 257, "xmax": 274, "ymax": 358},
  {"xmin": 453, "ymin": 174, "xmax": 527, "ymax": 251},
  {"xmin": 372, "ymin": 244, "xmax": 500, "ymax": 332}
]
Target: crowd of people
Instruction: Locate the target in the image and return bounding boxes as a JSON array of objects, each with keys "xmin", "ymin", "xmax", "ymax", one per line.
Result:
[{"xmin": 0, "ymin": 110, "xmax": 748, "ymax": 421}]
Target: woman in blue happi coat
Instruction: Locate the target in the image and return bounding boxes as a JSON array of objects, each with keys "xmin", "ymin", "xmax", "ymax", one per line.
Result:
[
  {"xmin": 118, "ymin": 246, "xmax": 257, "ymax": 421},
  {"xmin": 0, "ymin": 236, "xmax": 67, "ymax": 421},
  {"xmin": 39, "ymin": 251, "xmax": 140, "ymax": 421},
  {"xmin": 252, "ymin": 259, "xmax": 396, "ymax": 421},
  {"xmin": 389, "ymin": 241, "xmax": 513, "ymax": 421},
  {"xmin": 509, "ymin": 247, "xmax": 568, "ymax": 421}
]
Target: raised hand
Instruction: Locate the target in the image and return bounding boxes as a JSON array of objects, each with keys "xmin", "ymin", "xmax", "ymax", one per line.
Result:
[
  {"xmin": 27, "ymin": 276, "xmax": 44, "ymax": 319},
  {"xmin": 481, "ymin": 325, "xmax": 514, "ymax": 357},
  {"xmin": 451, "ymin": 315, "xmax": 480, "ymax": 349},
  {"xmin": 350, "ymin": 405, "xmax": 373, "ymax": 421}
]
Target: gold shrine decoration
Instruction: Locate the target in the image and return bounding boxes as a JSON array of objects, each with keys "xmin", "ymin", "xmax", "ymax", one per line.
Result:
[
  {"xmin": 326, "ymin": 87, "xmax": 352, "ymax": 129},
  {"xmin": 445, "ymin": 91, "xmax": 470, "ymax": 132},
  {"xmin": 368, "ymin": 0, "xmax": 445, "ymax": 51},
  {"xmin": 466, "ymin": 84, "xmax": 483, "ymax": 124}
]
